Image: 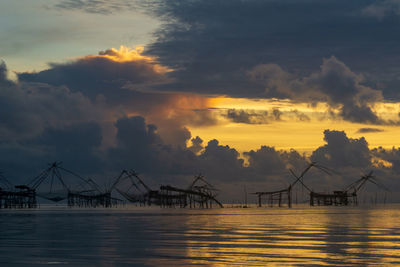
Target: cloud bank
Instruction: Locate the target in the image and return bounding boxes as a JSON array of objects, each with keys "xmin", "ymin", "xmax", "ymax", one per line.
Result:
[{"xmin": 1, "ymin": 56, "xmax": 399, "ymax": 200}]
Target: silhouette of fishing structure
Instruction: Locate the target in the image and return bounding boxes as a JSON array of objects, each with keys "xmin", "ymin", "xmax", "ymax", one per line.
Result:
[
  {"xmin": 2, "ymin": 161, "xmax": 387, "ymax": 209},
  {"xmin": 114, "ymin": 172, "xmax": 224, "ymax": 208},
  {"xmin": 15, "ymin": 162, "xmax": 123, "ymax": 208},
  {"xmin": 308, "ymin": 171, "xmax": 388, "ymax": 206},
  {"xmin": 159, "ymin": 174, "xmax": 224, "ymax": 208},
  {"xmin": 111, "ymin": 169, "xmax": 160, "ymax": 206},
  {"xmin": 285, "ymin": 163, "xmax": 388, "ymax": 206},
  {"xmin": 0, "ymin": 172, "xmax": 37, "ymax": 209},
  {"xmin": 253, "ymin": 162, "xmax": 341, "ymax": 208}
]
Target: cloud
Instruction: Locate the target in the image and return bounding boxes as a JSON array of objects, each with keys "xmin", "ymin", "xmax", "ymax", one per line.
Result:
[
  {"xmin": 304, "ymin": 57, "xmax": 383, "ymax": 123},
  {"xmin": 114, "ymin": 116, "xmax": 162, "ymax": 149},
  {"xmin": 18, "ymin": 46, "xmax": 170, "ymax": 102},
  {"xmin": 247, "ymin": 63, "xmax": 293, "ymax": 97},
  {"xmin": 15, "ymin": 43, "xmax": 393, "ymax": 126},
  {"xmin": 249, "ymin": 56, "xmax": 386, "ymax": 124},
  {"xmin": 188, "ymin": 136, "xmax": 204, "ymax": 154},
  {"xmin": 0, "ymin": 66, "xmax": 98, "ymax": 141},
  {"xmin": 311, "ymin": 130, "xmax": 371, "ymax": 169},
  {"xmin": 361, "ymin": 0, "xmax": 400, "ymax": 20},
  {"xmin": 31, "ymin": 122, "xmax": 102, "ymax": 149},
  {"xmin": 54, "ymin": 0, "xmax": 138, "ymax": 15},
  {"xmin": 225, "ymin": 109, "xmax": 269, "ymax": 124},
  {"xmin": 0, "ymin": 61, "xmax": 11, "ymax": 85},
  {"xmin": 145, "ymin": 0, "xmax": 400, "ymax": 102},
  {"xmin": 0, "ymin": 93, "xmax": 398, "ymax": 199},
  {"xmin": 290, "ymin": 110, "xmax": 310, "ymax": 122},
  {"xmin": 2, "ymin": 53, "xmax": 400, "ymax": 199},
  {"xmin": 16, "ymin": 48, "xmax": 219, "ymax": 147},
  {"xmin": 244, "ymin": 146, "xmax": 305, "ymax": 178},
  {"xmin": 25, "ymin": 122, "xmax": 104, "ymax": 174},
  {"xmin": 224, "ymin": 107, "xmax": 310, "ymax": 124},
  {"xmin": 106, "ymin": 115, "xmax": 198, "ymax": 176},
  {"xmin": 372, "ymin": 147, "xmax": 400, "ymax": 173},
  {"xmin": 197, "ymin": 139, "xmax": 245, "ymax": 182},
  {"xmin": 356, "ymin": 127, "xmax": 384, "ymax": 133},
  {"xmin": 0, "ymin": 61, "xmax": 107, "ymax": 179}
]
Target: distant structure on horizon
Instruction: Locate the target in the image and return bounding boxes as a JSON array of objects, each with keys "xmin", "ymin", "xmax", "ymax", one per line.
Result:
[
  {"xmin": 252, "ymin": 162, "xmax": 388, "ymax": 208},
  {"xmin": 114, "ymin": 171, "xmax": 224, "ymax": 209},
  {"xmin": 0, "ymin": 162, "xmax": 224, "ymax": 209},
  {"xmin": 0, "ymin": 161, "xmax": 388, "ymax": 210}
]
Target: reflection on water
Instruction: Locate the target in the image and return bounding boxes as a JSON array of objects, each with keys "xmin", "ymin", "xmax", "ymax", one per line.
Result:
[{"xmin": 0, "ymin": 205, "xmax": 400, "ymax": 266}]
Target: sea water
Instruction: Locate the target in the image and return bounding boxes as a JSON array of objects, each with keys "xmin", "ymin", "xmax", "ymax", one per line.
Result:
[{"xmin": 0, "ymin": 204, "xmax": 399, "ymax": 266}]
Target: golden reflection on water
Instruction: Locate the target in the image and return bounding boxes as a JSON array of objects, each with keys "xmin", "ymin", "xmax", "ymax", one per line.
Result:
[
  {"xmin": 0, "ymin": 205, "xmax": 399, "ymax": 266},
  {"xmin": 181, "ymin": 206, "xmax": 400, "ymax": 266}
]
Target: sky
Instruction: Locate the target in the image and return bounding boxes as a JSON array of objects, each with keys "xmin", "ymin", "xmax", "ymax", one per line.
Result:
[{"xmin": 1, "ymin": 0, "xmax": 400, "ymax": 201}]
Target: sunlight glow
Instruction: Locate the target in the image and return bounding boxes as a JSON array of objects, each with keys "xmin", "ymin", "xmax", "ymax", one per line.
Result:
[
  {"xmin": 188, "ymin": 97, "xmax": 400, "ymax": 153},
  {"xmin": 85, "ymin": 45, "xmax": 172, "ymax": 74}
]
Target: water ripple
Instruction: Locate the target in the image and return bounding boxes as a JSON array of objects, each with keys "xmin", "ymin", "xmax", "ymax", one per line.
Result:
[{"xmin": 0, "ymin": 205, "xmax": 399, "ymax": 266}]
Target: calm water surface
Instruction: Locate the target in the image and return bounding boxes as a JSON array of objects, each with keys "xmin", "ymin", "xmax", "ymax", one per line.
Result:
[{"xmin": 0, "ymin": 204, "xmax": 399, "ymax": 266}]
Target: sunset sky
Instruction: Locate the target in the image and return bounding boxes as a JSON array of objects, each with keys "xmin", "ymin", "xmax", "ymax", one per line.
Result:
[{"xmin": 1, "ymin": 0, "xmax": 400, "ymax": 200}]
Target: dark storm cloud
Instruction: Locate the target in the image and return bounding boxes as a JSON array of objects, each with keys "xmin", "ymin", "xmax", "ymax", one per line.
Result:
[
  {"xmin": 30, "ymin": 122, "xmax": 102, "ymax": 149},
  {"xmin": 356, "ymin": 127, "xmax": 384, "ymax": 133},
  {"xmin": 114, "ymin": 116, "xmax": 162, "ymax": 149},
  {"xmin": 244, "ymin": 146, "xmax": 306, "ymax": 177},
  {"xmin": 5, "ymin": 56, "xmax": 391, "ymax": 189},
  {"xmin": 25, "ymin": 122, "xmax": 104, "ymax": 174},
  {"xmin": 311, "ymin": 130, "xmax": 371, "ymax": 169},
  {"xmin": 225, "ymin": 108, "xmax": 288, "ymax": 124},
  {"xmin": 17, "ymin": 24, "xmax": 394, "ymax": 125},
  {"xmin": 249, "ymin": 57, "xmax": 385, "ymax": 124},
  {"xmin": 146, "ymin": 0, "xmax": 400, "ymax": 100},
  {"xmin": 0, "ymin": 74, "xmax": 397, "ymax": 197},
  {"xmin": 0, "ymin": 68, "xmax": 96, "ymax": 141},
  {"xmin": 372, "ymin": 146, "xmax": 400, "ymax": 173},
  {"xmin": 107, "ymin": 116, "xmax": 165, "ymax": 172},
  {"xmin": 106, "ymin": 116, "xmax": 306, "ymax": 185},
  {"xmin": 199, "ymin": 140, "xmax": 244, "ymax": 172},
  {"xmin": 16, "ymin": 51, "xmax": 218, "ymax": 144},
  {"xmin": 188, "ymin": 136, "xmax": 204, "ymax": 154},
  {"xmin": 0, "ymin": 62, "xmax": 105, "ymax": 180},
  {"xmin": 18, "ymin": 55, "xmax": 168, "ymax": 102},
  {"xmin": 303, "ymin": 57, "xmax": 383, "ymax": 123},
  {"xmin": 226, "ymin": 109, "xmax": 269, "ymax": 124}
]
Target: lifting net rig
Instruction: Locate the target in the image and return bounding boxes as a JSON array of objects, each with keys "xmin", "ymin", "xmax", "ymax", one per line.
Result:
[
  {"xmin": 0, "ymin": 171, "xmax": 38, "ymax": 209},
  {"xmin": 0, "ymin": 172, "xmax": 13, "ymax": 191},
  {"xmin": 0, "ymin": 172, "xmax": 30, "ymax": 209},
  {"xmin": 22, "ymin": 162, "xmax": 94, "ymax": 202},
  {"xmin": 111, "ymin": 170, "xmax": 159, "ymax": 206},
  {"xmin": 289, "ymin": 164, "xmax": 388, "ymax": 206},
  {"xmin": 159, "ymin": 174, "xmax": 224, "ymax": 208},
  {"xmin": 253, "ymin": 162, "xmax": 333, "ymax": 208},
  {"xmin": 20, "ymin": 162, "xmax": 123, "ymax": 207},
  {"xmin": 338, "ymin": 171, "xmax": 389, "ymax": 205}
]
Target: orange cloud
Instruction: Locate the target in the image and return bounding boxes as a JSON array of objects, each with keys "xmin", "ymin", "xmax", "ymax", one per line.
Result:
[
  {"xmin": 127, "ymin": 93, "xmax": 216, "ymax": 125},
  {"xmin": 85, "ymin": 45, "xmax": 172, "ymax": 74}
]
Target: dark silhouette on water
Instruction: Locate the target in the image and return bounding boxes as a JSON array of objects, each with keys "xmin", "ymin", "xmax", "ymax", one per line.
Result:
[
  {"xmin": 242, "ymin": 184, "xmax": 248, "ymax": 208},
  {"xmin": 159, "ymin": 174, "xmax": 224, "ymax": 208},
  {"xmin": 309, "ymin": 171, "xmax": 388, "ymax": 206},
  {"xmin": 253, "ymin": 162, "xmax": 330, "ymax": 208},
  {"xmin": 0, "ymin": 172, "xmax": 37, "ymax": 209},
  {"xmin": 251, "ymin": 162, "xmax": 388, "ymax": 207},
  {"xmin": 1, "ymin": 161, "xmax": 388, "ymax": 209},
  {"xmin": 9, "ymin": 162, "xmax": 124, "ymax": 208},
  {"xmin": 114, "ymin": 172, "xmax": 224, "ymax": 208},
  {"xmin": 111, "ymin": 169, "xmax": 160, "ymax": 206}
]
